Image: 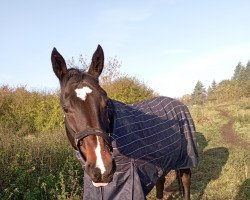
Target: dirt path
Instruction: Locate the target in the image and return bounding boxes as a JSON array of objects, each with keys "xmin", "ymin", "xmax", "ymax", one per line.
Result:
[
  {"xmin": 159, "ymin": 109, "xmax": 249, "ymax": 199},
  {"xmin": 219, "ymin": 110, "xmax": 250, "ymax": 151}
]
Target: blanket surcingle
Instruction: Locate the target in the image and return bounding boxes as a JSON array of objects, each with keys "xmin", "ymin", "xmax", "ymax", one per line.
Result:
[{"xmin": 79, "ymin": 96, "xmax": 199, "ymax": 200}]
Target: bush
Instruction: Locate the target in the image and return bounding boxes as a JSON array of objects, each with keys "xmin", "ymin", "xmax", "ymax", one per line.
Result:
[
  {"xmin": 0, "ymin": 86, "xmax": 63, "ymax": 135},
  {"xmin": 102, "ymin": 76, "xmax": 157, "ymax": 104}
]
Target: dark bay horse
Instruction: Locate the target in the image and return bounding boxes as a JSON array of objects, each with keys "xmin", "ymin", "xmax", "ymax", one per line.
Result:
[{"xmin": 51, "ymin": 45, "xmax": 198, "ymax": 200}]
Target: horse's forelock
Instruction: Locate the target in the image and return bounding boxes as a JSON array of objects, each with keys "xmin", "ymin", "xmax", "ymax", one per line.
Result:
[{"xmin": 67, "ymin": 68, "xmax": 86, "ymax": 83}]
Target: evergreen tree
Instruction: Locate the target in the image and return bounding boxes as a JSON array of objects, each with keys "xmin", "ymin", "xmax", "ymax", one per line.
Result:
[
  {"xmin": 211, "ymin": 80, "xmax": 217, "ymax": 90},
  {"xmin": 207, "ymin": 79, "xmax": 217, "ymax": 100},
  {"xmin": 246, "ymin": 61, "xmax": 250, "ymax": 76},
  {"xmin": 244, "ymin": 61, "xmax": 250, "ymax": 97},
  {"xmin": 231, "ymin": 61, "xmax": 250, "ymax": 97},
  {"xmin": 191, "ymin": 81, "xmax": 206, "ymax": 105},
  {"xmin": 207, "ymin": 86, "xmax": 212, "ymax": 94},
  {"xmin": 232, "ymin": 62, "xmax": 245, "ymax": 81}
]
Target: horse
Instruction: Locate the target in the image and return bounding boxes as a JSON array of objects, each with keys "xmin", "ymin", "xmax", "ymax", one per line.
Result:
[{"xmin": 51, "ymin": 45, "xmax": 198, "ymax": 200}]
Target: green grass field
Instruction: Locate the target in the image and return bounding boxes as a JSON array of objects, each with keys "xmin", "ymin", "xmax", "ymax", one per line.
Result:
[
  {"xmin": 1, "ymin": 99, "xmax": 249, "ymax": 199},
  {"xmin": 187, "ymin": 99, "xmax": 249, "ymax": 200}
]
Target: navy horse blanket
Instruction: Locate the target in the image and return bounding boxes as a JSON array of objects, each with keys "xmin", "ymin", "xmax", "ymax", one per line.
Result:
[{"xmin": 77, "ymin": 96, "xmax": 199, "ymax": 200}]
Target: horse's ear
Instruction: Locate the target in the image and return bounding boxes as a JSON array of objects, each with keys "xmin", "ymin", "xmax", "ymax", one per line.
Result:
[
  {"xmin": 88, "ymin": 45, "xmax": 104, "ymax": 79},
  {"xmin": 51, "ymin": 48, "xmax": 68, "ymax": 81}
]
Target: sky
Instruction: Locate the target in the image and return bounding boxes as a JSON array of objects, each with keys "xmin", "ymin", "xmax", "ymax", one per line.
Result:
[{"xmin": 1, "ymin": 0, "xmax": 250, "ymax": 97}]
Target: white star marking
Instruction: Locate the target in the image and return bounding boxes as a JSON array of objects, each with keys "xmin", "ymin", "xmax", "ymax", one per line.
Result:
[{"xmin": 75, "ymin": 86, "xmax": 92, "ymax": 101}]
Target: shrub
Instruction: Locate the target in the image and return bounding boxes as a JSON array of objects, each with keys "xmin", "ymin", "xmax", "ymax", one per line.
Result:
[
  {"xmin": 102, "ymin": 76, "xmax": 157, "ymax": 104},
  {"xmin": 0, "ymin": 86, "xmax": 63, "ymax": 135}
]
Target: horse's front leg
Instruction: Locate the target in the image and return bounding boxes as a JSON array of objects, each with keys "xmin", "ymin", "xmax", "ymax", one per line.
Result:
[
  {"xmin": 155, "ymin": 175, "xmax": 166, "ymax": 200},
  {"xmin": 179, "ymin": 168, "xmax": 191, "ymax": 200}
]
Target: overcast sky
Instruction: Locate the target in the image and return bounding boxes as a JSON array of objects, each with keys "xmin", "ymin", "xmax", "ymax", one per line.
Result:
[{"xmin": 1, "ymin": 0, "xmax": 249, "ymax": 97}]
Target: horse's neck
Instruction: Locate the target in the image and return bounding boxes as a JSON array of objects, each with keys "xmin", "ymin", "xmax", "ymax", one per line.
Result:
[{"xmin": 108, "ymin": 99, "xmax": 115, "ymax": 133}]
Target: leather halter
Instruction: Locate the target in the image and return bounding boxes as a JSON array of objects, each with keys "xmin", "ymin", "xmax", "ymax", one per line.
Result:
[
  {"xmin": 65, "ymin": 118, "xmax": 112, "ymax": 149},
  {"xmin": 64, "ymin": 100, "xmax": 114, "ymax": 152}
]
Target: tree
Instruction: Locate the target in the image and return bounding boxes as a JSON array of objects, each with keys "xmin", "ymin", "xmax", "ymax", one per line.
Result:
[
  {"xmin": 67, "ymin": 54, "xmax": 156, "ymax": 103},
  {"xmin": 191, "ymin": 81, "xmax": 206, "ymax": 105},
  {"xmin": 232, "ymin": 62, "xmax": 245, "ymax": 81},
  {"xmin": 67, "ymin": 54, "xmax": 122, "ymax": 84},
  {"xmin": 231, "ymin": 61, "xmax": 250, "ymax": 97},
  {"xmin": 244, "ymin": 61, "xmax": 250, "ymax": 97},
  {"xmin": 207, "ymin": 80, "xmax": 217, "ymax": 102},
  {"xmin": 213, "ymin": 80, "xmax": 243, "ymax": 100},
  {"xmin": 100, "ymin": 56, "xmax": 121, "ymax": 85},
  {"xmin": 242, "ymin": 61, "xmax": 250, "ymax": 83},
  {"xmin": 67, "ymin": 54, "xmax": 88, "ymax": 69},
  {"xmin": 180, "ymin": 94, "xmax": 191, "ymax": 105},
  {"xmin": 246, "ymin": 61, "xmax": 250, "ymax": 77},
  {"xmin": 211, "ymin": 80, "xmax": 217, "ymax": 90},
  {"xmin": 103, "ymin": 76, "xmax": 156, "ymax": 104}
]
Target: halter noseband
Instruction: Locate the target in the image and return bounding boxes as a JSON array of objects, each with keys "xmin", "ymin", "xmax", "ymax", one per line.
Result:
[{"xmin": 64, "ymin": 118, "xmax": 113, "ymax": 152}]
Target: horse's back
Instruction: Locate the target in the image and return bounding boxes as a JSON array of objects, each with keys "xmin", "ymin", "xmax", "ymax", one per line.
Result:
[
  {"xmin": 135, "ymin": 96, "xmax": 198, "ymax": 170},
  {"xmin": 112, "ymin": 96, "xmax": 198, "ymax": 171}
]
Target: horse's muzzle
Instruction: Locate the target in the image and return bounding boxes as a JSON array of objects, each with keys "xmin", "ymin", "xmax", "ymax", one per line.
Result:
[{"xmin": 87, "ymin": 159, "xmax": 116, "ymax": 187}]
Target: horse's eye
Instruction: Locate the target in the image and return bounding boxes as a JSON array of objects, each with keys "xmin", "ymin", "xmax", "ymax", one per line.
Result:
[
  {"xmin": 62, "ymin": 106, "xmax": 69, "ymax": 113},
  {"xmin": 105, "ymin": 100, "xmax": 110, "ymax": 109}
]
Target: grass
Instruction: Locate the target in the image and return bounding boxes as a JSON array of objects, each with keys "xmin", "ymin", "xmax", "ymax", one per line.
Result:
[
  {"xmin": 226, "ymin": 98, "xmax": 250, "ymax": 143},
  {"xmin": 192, "ymin": 102, "xmax": 249, "ymax": 200},
  {"xmin": 1, "ymin": 98, "xmax": 249, "ymax": 199},
  {"xmin": 0, "ymin": 127, "xmax": 83, "ymax": 200}
]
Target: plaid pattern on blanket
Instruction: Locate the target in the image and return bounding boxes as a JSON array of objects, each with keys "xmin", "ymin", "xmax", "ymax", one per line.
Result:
[{"xmin": 82, "ymin": 96, "xmax": 198, "ymax": 200}]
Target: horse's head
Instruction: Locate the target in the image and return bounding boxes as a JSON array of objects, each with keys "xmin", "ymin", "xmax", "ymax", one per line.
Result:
[{"xmin": 51, "ymin": 45, "xmax": 114, "ymax": 187}]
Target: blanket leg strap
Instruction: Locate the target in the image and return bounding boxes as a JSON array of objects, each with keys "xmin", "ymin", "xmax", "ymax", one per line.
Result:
[{"xmin": 155, "ymin": 174, "xmax": 166, "ymax": 199}]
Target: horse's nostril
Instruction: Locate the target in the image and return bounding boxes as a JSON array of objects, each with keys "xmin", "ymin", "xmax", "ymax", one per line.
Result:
[
  {"xmin": 92, "ymin": 168, "xmax": 102, "ymax": 181},
  {"xmin": 86, "ymin": 163, "xmax": 91, "ymax": 168}
]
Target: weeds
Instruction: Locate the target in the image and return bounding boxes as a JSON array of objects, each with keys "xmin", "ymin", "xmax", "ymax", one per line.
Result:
[{"xmin": 0, "ymin": 127, "xmax": 83, "ymax": 199}]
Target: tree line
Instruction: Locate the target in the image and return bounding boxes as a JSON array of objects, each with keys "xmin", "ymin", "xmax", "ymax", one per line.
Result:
[
  {"xmin": 181, "ymin": 61, "xmax": 250, "ymax": 105},
  {"xmin": 1, "ymin": 56, "xmax": 248, "ymax": 135}
]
